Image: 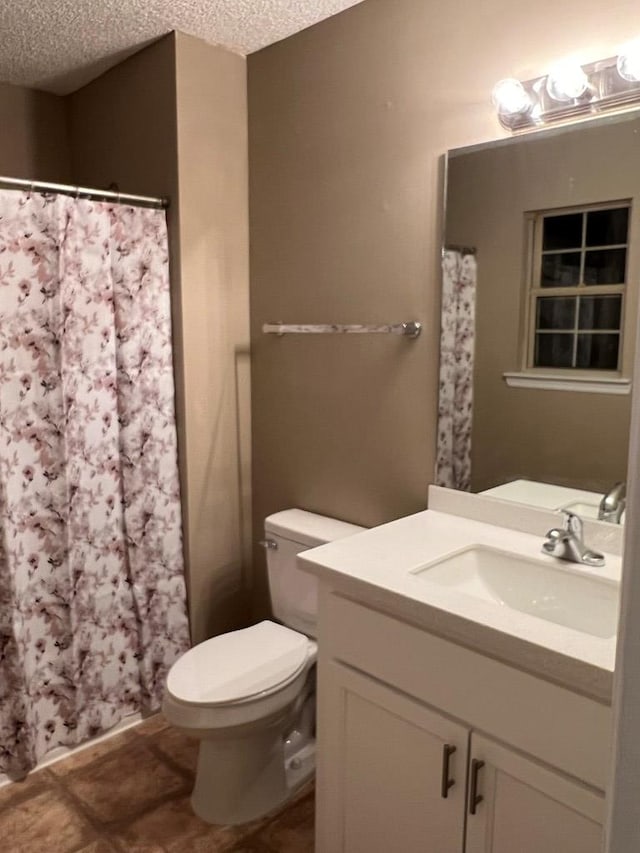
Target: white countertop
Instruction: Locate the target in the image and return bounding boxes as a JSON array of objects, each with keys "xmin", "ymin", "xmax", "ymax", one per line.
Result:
[
  {"xmin": 481, "ymin": 479, "xmax": 601, "ymax": 513},
  {"xmin": 299, "ymin": 508, "xmax": 620, "ymax": 703},
  {"xmin": 480, "ymin": 479, "xmax": 625, "ymax": 524}
]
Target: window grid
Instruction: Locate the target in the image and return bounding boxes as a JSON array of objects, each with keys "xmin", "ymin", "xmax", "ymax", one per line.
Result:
[{"xmin": 527, "ymin": 202, "xmax": 630, "ymax": 373}]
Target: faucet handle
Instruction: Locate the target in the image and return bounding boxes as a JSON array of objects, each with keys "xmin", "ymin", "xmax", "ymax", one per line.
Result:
[
  {"xmin": 598, "ymin": 481, "xmax": 626, "ymax": 522},
  {"xmin": 561, "ymin": 509, "xmax": 583, "ymax": 538},
  {"xmin": 543, "ymin": 510, "xmax": 604, "ymax": 567}
]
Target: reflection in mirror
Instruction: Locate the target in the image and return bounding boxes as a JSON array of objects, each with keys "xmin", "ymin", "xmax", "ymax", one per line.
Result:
[{"xmin": 439, "ymin": 113, "xmax": 640, "ymax": 522}]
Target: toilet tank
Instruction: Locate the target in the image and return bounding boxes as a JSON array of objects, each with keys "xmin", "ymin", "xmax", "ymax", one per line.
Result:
[{"xmin": 264, "ymin": 509, "xmax": 364, "ymax": 638}]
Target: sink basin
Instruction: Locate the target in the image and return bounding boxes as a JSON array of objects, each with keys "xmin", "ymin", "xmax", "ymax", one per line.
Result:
[{"xmin": 412, "ymin": 545, "xmax": 618, "ymax": 639}]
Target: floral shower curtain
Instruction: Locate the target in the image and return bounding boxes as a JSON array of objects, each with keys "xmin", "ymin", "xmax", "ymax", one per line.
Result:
[
  {"xmin": 435, "ymin": 249, "xmax": 477, "ymax": 491},
  {"xmin": 0, "ymin": 190, "xmax": 190, "ymax": 776}
]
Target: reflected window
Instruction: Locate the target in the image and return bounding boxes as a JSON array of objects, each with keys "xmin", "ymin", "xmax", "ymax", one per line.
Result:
[{"xmin": 530, "ymin": 203, "xmax": 630, "ymax": 371}]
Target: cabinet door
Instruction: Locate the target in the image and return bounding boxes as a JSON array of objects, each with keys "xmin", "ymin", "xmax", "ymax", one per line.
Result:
[
  {"xmin": 465, "ymin": 733, "xmax": 605, "ymax": 853},
  {"xmin": 316, "ymin": 661, "xmax": 468, "ymax": 853}
]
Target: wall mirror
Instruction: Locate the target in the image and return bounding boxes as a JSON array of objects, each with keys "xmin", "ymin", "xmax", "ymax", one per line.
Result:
[{"xmin": 440, "ymin": 111, "xmax": 640, "ymax": 522}]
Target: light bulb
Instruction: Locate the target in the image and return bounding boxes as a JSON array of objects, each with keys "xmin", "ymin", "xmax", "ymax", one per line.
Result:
[
  {"xmin": 546, "ymin": 60, "xmax": 588, "ymax": 101},
  {"xmin": 617, "ymin": 40, "xmax": 640, "ymax": 81},
  {"xmin": 491, "ymin": 78, "xmax": 532, "ymax": 116}
]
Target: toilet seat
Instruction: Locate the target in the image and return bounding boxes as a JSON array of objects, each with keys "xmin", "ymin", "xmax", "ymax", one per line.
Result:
[{"xmin": 166, "ymin": 620, "xmax": 314, "ymax": 707}]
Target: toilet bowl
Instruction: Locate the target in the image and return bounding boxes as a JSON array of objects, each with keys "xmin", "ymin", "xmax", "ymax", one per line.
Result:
[{"xmin": 162, "ymin": 509, "xmax": 364, "ymax": 825}]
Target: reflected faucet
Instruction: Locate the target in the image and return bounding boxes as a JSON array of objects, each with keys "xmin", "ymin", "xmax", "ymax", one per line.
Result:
[
  {"xmin": 598, "ymin": 481, "xmax": 626, "ymax": 524},
  {"xmin": 542, "ymin": 511, "xmax": 605, "ymax": 567}
]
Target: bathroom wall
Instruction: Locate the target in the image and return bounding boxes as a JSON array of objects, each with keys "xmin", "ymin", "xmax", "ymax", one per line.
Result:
[
  {"xmin": 0, "ymin": 81, "xmax": 70, "ymax": 180},
  {"xmin": 247, "ymin": 0, "xmax": 639, "ymax": 617},
  {"xmin": 68, "ymin": 32, "xmax": 251, "ymax": 643},
  {"xmin": 447, "ymin": 124, "xmax": 636, "ymax": 494},
  {"xmin": 173, "ymin": 32, "xmax": 251, "ymax": 643},
  {"xmin": 68, "ymin": 37, "xmax": 179, "ymax": 201}
]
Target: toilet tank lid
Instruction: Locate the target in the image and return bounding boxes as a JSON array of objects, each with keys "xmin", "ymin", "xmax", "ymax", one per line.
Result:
[
  {"xmin": 166, "ymin": 621, "xmax": 313, "ymax": 705},
  {"xmin": 265, "ymin": 508, "xmax": 365, "ymax": 547}
]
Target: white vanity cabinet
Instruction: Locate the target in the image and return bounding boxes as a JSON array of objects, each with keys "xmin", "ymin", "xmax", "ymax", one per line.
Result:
[
  {"xmin": 315, "ymin": 589, "xmax": 609, "ymax": 853},
  {"xmin": 466, "ymin": 734, "xmax": 603, "ymax": 853},
  {"xmin": 320, "ymin": 661, "xmax": 469, "ymax": 852}
]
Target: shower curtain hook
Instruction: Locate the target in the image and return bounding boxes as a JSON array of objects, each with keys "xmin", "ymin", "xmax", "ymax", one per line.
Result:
[{"xmin": 107, "ymin": 182, "xmax": 121, "ymax": 205}]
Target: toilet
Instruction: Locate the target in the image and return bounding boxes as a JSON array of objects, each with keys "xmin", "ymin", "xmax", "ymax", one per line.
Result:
[{"xmin": 162, "ymin": 508, "xmax": 364, "ymax": 825}]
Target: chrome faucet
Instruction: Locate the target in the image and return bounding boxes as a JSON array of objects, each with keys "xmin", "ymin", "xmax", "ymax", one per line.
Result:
[
  {"xmin": 598, "ymin": 481, "xmax": 626, "ymax": 524},
  {"xmin": 542, "ymin": 511, "xmax": 605, "ymax": 567}
]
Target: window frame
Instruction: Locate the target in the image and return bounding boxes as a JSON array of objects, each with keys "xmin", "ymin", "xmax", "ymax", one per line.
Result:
[{"xmin": 521, "ymin": 199, "xmax": 634, "ymax": 380}]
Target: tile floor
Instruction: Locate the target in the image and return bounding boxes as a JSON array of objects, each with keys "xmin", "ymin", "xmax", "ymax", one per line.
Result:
[{"xmin": 0, "ymin": 715, "xmax": 315, "ymax": 852}]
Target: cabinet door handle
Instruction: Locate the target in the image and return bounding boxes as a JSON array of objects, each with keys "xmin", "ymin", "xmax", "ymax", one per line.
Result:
[
  {"xmin": 469, "ymin": 759, "xmax": 485, "ymax": 815},
  {"xmin": 440, "ymin": 743, "xmax": 457, "ymax": 798}
]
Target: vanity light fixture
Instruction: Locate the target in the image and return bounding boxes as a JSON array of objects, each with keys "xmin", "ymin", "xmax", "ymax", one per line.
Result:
[
  {"xmin": 491, "ymin": 78, "xmax": 533, "ymax": 122},
  {"xmin": 545, "ymin": 59, "xmax": 589, "ymax": 102},
  {"xmin": 617, "ymin": 39, "xmax": 640, "ymax": 81},
  {"xmin": 493, "ymin": 46, "xmax": 640, "ymax": 131}
]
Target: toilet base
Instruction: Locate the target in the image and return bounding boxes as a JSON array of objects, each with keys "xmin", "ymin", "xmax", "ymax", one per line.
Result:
[
  {"xmin": 284, "ymin": 739, "xmax": 316, "ymax": 790},
  {"xmin": 191, "ymin": 728, "xmax": 315, "ymax": 826}
]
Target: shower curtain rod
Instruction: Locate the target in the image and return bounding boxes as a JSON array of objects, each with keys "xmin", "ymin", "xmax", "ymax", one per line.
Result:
[{"xmin": 0, "ymin": 175, "xmax": 168, "ymax": 209}]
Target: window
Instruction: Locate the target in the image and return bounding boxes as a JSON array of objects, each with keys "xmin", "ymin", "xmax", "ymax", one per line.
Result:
[{"xmin": 527, "ymin": 203, "xmax": 630, "ymax": 373}]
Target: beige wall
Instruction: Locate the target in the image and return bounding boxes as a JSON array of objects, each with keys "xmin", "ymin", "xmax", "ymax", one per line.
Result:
[
  {"xmin": 447, "ymin": 120, "xmax": 637, "ymax": 493},
  {"xmin": 174, "ymin": 32, "xmax": 251, "ymax": 643},
  {"xmin": 0, "ymin": 81, "xmax": 70, "ymax": 181},
  {"xmin": 68, "ymin": 32, "xmax": 250, "ymax": 644},
  {"xmin": 248, "ymin": 0, "xmax": 639, "ymax": 617},
  {"xmin": 68, "ymin": 37, "xmax": 179, "ymax": 201}
]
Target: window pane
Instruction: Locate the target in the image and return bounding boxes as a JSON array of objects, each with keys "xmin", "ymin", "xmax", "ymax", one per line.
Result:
[
  {"xmin": 578, "ymin": 295, "xmax": 622, "ymax": 330},
  {"xmin": 541, "ymin": 252, "xmax": 581, "ymax": 286},
  {"xmin": 586, "ymin": 208, "xmax": 629, "ymax": 247},
  {"xmin": 534, "ymin": 333, "xmax": 574, "ymax": 368},
  {"xmin": 584, "ymin": 248, "xmax": 626, "ymax": 284},
  {"xmin": 576, "ymin": 334, "xmax": 620, "ymax": 370},
  {"xmin": 537, "ymin": 297, "xmax": 576, "ymax": 330},
  {"xmin": 542, "ymin": 213, "xmax": 583, "ymax": 250}
]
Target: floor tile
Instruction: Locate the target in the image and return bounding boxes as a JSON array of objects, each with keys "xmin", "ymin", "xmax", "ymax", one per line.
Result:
[
  {"xmin": 112, "ymin": 795, "xmax": 252, "ymax": 853},
  {"xmin": 48, "ymin": 729, "xmax": 139, "ymax": 778},
  {"xmin": 135, "ymin": 714, "xmax": 170, "ymax": 738},
  {"xmin": 285, "ymin": 781, "xmax": 315, "ymax": 810},
  {"xmin": 149, "ymin": 725, "xmax": 199, "ymax": 775},
  {"xmin": 0, "ymin": 722, "xmax": 316, "ymax": 851},
  {"xmin": 0, "ymin": 787, "xmax": 96, "ymax": 853},
  {"xmin": 227, "ymin": 839, "xmax": 275, "ymax": 853},
  {"xmin": 0, "ymin": 768, "xmax": 52, "ymax": 810},
  {"xmin": 61, "ymin": 739, "xmax": 187, "ymax": 824},
  {"xmin": 254, "ymin": 790, "xmax": 315, "ymax": 852},
  {"xmin": 76, "ymin": 840, "xmax": 120, "ymax": 852}
]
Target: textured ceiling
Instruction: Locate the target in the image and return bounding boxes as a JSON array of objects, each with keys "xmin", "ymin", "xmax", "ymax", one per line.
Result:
[{"xmin": 0, "ymin": 0, "xmax": 366, "ymax": 95}]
